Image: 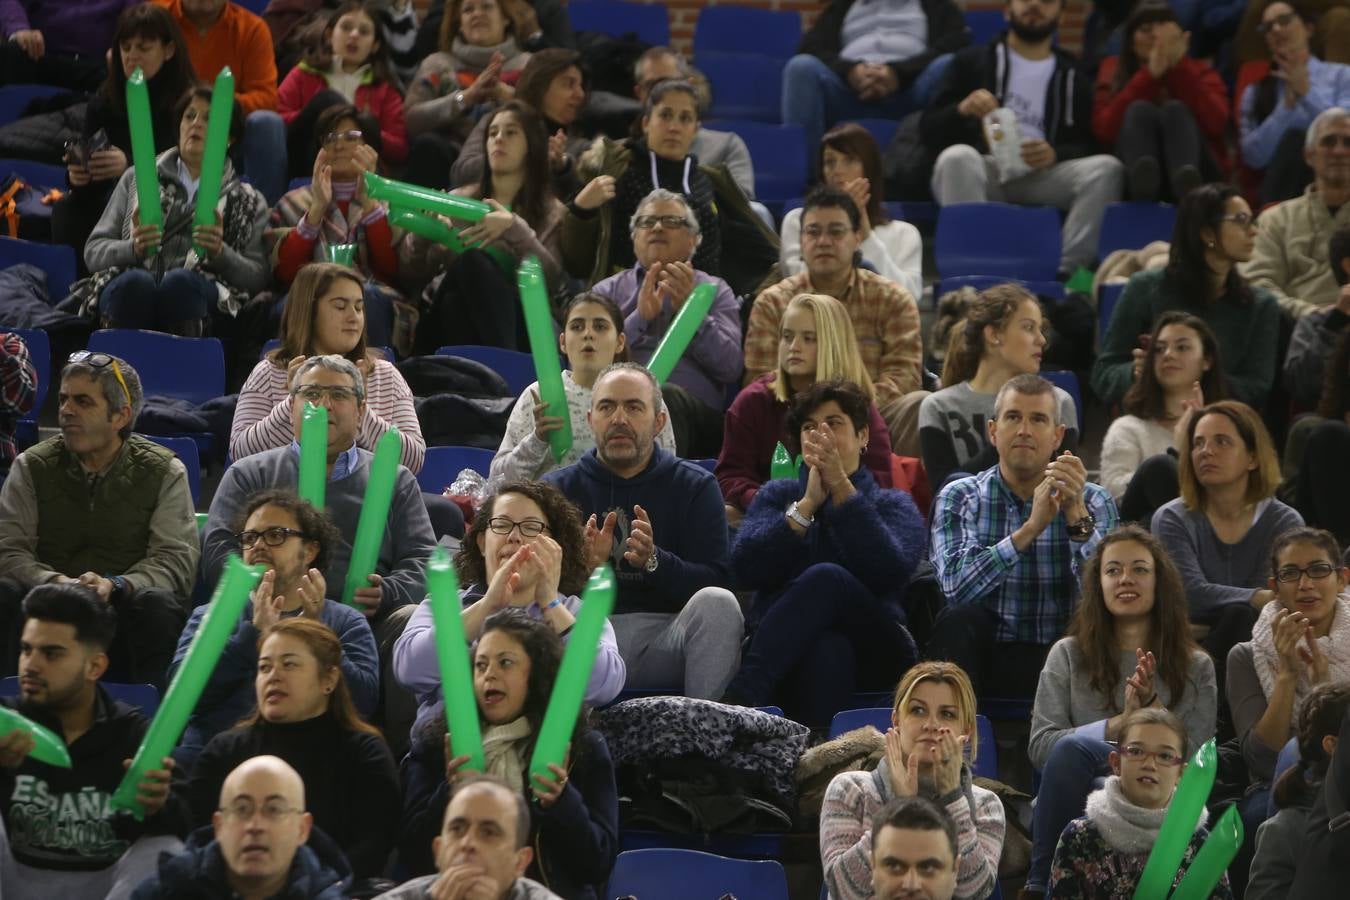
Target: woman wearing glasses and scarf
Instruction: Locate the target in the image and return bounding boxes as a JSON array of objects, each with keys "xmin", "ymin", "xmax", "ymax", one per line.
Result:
[{"xmin": 169, "ymin": 489, "xmax": 379, "ymax": 772}]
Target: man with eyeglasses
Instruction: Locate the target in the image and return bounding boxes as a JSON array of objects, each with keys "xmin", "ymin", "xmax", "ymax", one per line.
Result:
[
  {"xmin": 744, "ymin": 184, "xmax": 927, "ymax": 455},
  {"xmin": 589, "ymin": 188, "xmax": 743, "ymax": 459},
  {"xmin": 132, "ymin": 754, "xmax": 352, "ymax": 898},
  {"xmin": 169, "ymin": 490, "xmax": 378, "ymax": 769},
  {"xmin": 1245, "ymin": 107, "xmax": 1350, "ymax": 324},
  {"xmin": 0, "ymin": 583, "xmax": 188, "ymax": 900},
  {"xmin": 0, "ymin": 352, "xmax": 196, "ymax": 689},
  {"xmin": 202, "ymin": 355, "xmax": 434, "ymax": 751}
]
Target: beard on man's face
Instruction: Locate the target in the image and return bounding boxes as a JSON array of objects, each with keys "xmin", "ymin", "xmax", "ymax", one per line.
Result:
[{"xmin": 1008, "ymin": 11, "xmax": 1059, "ymax": 44}]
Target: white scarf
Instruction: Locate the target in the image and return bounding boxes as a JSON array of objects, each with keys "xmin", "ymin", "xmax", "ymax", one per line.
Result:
[
  {"xmin": 482, "ymin": 716, "xmax": 532, "ymax": 794},
  {"xmin": 1084, "ymin": 775, "xmax": 1207, "ymax": 855},
  {"xmin": 1251, "ymin": 593, "xmax": 1350, "ymax": 714}
]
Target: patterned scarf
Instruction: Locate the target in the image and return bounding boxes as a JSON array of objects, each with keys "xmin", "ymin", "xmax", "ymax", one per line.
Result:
[{"xmin": 1085, "ymin": 775, "xmax": 1206, "ymax": 855}]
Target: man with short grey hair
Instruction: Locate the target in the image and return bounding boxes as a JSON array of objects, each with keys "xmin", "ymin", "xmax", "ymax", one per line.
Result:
[
  {"xmin": 0, "ymin": 352, "xmax": 197, "ymax": 687},
  {"xmin": 1243, "ymin": 106, "xmax": 1350, "ymax": 319},
  {"xmin": 590, "ymin": 189, "xmax": 743, "ymax": 458}
]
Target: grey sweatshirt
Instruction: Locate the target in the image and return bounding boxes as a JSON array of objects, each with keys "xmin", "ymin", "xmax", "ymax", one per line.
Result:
[
  {"xmin": 1029, "ymin": 637, "xmax": 1217, "ymax": 771},
  {"xmin": 374, "ymin": 875, "xmax": 561, "ymax": 899}
]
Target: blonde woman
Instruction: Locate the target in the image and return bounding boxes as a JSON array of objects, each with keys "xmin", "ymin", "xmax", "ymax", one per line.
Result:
[
  {"xmin": 819, "ymin": 661, "xmax": 1005, "ymax": 900},
  {"xmin": 715, "ymin": 292, "xmax": 894, "ymax": 525},
  {"xmin": 918, "ymin": 283, "xmax": 1080, "ymax": 489}
]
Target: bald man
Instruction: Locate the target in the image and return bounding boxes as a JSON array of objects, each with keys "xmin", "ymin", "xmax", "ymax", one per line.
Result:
[
  {"xmin": 130, "ymin": 755, "xmax": 352, "ymax": 899},
  {"xmin": 375, "ymin": 773, "xmax": 561, "ymax": 900}
]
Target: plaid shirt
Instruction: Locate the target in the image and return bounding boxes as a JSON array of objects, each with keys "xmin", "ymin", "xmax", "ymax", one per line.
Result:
[
  {"xmin": 743, "ymin": 268, "xmax": 923, "ymax": 406},
  {"xmin": 931, "ymin": 465, "xmax": 1120, "ymax": 645},
  {"xmin": 0, "ymin": 332, "xmax": 37, "ymax": 468}
]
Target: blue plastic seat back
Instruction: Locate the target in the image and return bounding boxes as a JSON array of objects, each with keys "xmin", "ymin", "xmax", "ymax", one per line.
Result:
[
  {"xmin": 829, "ymin": 706, "xmax": 891, "ymax": 739},
  {"xmin": 694, "ymin": 7, "xmax": 801, "ymax": 61},
  {"xmin": 0, "ymin": 676, "xmax": 159, "ymax": 716},
  {"xmin": 88, "ymin": 329, "xmax": 225, "ymax": 406},
  {"xmin": 1098, "ymin": 282, "xmax": 1126, "ymax": 341},
  {"xmin": 1040, "ymin": 369, "xmax": 1084, "ymax": 428},
  {"xmin": 935, "ymin": 203, "xmax": 1062, "ymax": 281},
  {"xmin": 846, "ymin": 118, "xmax": 901, "ymax": 148},
  {"xmin": 0, "ymin": 235, "xmax": 77, "ymax": 300},
  {"xmin": 7, "ymin": 326, "xmax": 49, "ymax": 447},
  {"xmin": 568, "ymin": 1, "xmax": 670, "ymax": 45},
  {"xmin": 608, "ymin": 848, "xmax": 790, "ymax": 900},
  {"xmin": 140, "ymin": 433, "xmax": 202, "ymax": 507},
  {"xmin": 0, "ymin": 84, "xmax": 69, "ymax": 127},
  {"xmin": 965, "ymin": 9, "xmax": 1007, "ymax": 45},
  {"xmin": 418, "ymin": 445, "xmax": 494, "ymax": 494},
  {"xmin": 973, "ymin": 714, "xmax": 998, "ymax": 781},
  {"xmin": 696, "ymin": 53, "xmax": 785, "ymax": 122},
  {"xmin": 704, "ymin": 119, "xmax": 807, "ymax": 205},
  {"xmin": 1097, "ymin": 202, "xmax": 1177, "ymax": 260},
  {"xmin": 0, "ymin": 157, "xmax": 66, "ymax": 190},
  {"xmin": 435, "ymin": 344, "xmax": 535, "ymax": 395}
]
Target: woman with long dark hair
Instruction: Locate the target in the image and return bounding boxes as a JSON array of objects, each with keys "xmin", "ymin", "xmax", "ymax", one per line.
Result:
[
  {"xmin": 187, "ymin": 618, "xmax": 400, "ymax": 881},
  {"xmin": 1024, "ymin": 524, "xmax": 1217, "ymax": 896},
  {"xmin": 398, "ymin": 610, "xmax": 619, "ymax": 898},
  {"xmin": 1092, "ymin": 183, "xmax": 1279, "ymax": 408},
  {"xmin": 1092, "ymin": 0, "xmax": 1229, "ymax": 202}
]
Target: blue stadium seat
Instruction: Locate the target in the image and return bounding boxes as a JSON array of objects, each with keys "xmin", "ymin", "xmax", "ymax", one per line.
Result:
[
  {"xmin": 694, "ymin": 7, "xmax": 801, "ymax": 61},
  {"xmin": 696, "ymin": 54, "xmax": 785, "ymax": 122},
  {"xmin": 704, "ymin": 120, "xmax": 807, "ymax": 210},
  {"xmin": 0, "ymin": 676, "xmax": 160, "ymax": 716},
  {"xmin": 7, "ymin": 326, "xmax": 48, "ymax": 450},
  {"xmin": 1097, "ymin": 202, "xmax": 1176, "ymax": 261},
  {"xmin": 1098, "ymin": 282, "xmax": 1126, "ymax": 341},
  {"xmin": 418, "ymin": 445, "xmax": 494, "ymax": 494},
  {"xmin": 234, "ymin": 0, "xmax": 269, "ymax": 14},
  {"xmin": 568, "ymin": 1, "xmax": 670, "ymax": 45},
  {"xmin": 608, "ymin": 849, "xmax": 789, "ymax": 900},
  {"xmin": 0, "ymin": 235, "xmax": 77, "ymax": 300},
  {"xmin": 0, "ymin": 84, "xmax": 67, "ymax": 127},
  {"xmin": 692, "ymin": 458, "xmax": 716, "ymax": 473},
  {"xmin": 965, "ymin": 9, "xmax": 1007, "ymax": 45},
  {"xmin": 1041, "ymin": 369, "xmax": 1084, "ymax": 427},
  {"xmin": 0, "ymin": 158, "xmax": 66, "ymax": 190},
  {"xmin": 935, "ymin": 203, "xmax": 1064, "ymax": 304},
  {"xmin": 974, "ymin": 714, "xmax": 998, "ymax": 781},
  {"xmin": 141, "ymin": 433, "xmax": 202, "ymax": 507},
  {"xmin": 828, "ymin": 706, "xmax": 890, "ymax": 738},
  {"xmin": 847, "ymin": 118, "xmax": 901, "ymax": 148},
  {"xmin": 88, "ymin": 330, "xmax": 225, "ymax": 406},
  {"xmin": 435, "ymin": 344, "xmax": 534, "ymax": 395}
]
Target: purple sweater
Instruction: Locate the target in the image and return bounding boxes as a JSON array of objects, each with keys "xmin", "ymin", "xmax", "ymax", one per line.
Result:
[
  {"xmin": 0, "ymin": 0, "xmax": 136, "ymax": 58},
  {"xmin": 591, "ymin": 265, "xmax": 743, "ymax": 411}
]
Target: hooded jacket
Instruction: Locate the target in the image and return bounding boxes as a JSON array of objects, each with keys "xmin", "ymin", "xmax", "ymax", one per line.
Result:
[
  {"xmin": 130, "ymin": 823, "xmax": 352, "ymax": 899},
  {"xmin": 542, "ymin": 447, "xmax": 733, "ymax": 616},
  {"xmin": 921, "ymin": 35, "xmax": 1096, "ymax": 163}
]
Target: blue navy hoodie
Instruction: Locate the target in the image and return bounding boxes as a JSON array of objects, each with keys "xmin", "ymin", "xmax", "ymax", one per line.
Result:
[{"xmin": 543, "ymin": 447, "xmax": 732, "ymax": 615}]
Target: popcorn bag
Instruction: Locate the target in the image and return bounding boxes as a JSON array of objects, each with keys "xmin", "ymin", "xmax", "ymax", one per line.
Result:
[{"xmin": 983, "ymin": 107, "xmax": 1031, "ymax": 184}]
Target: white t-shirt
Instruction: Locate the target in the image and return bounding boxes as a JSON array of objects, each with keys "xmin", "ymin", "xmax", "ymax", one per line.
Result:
[{"xmin": 1003, "ymin": 51, "xmax": 1056, "ymax": 141}]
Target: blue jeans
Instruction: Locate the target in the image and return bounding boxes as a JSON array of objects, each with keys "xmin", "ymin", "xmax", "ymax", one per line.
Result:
[
  {"xmin": 781, "ymin": 53, "xmax": 954, "ymax": 158},
  {"xmin": 243, "ymin": 110, "xmax": 288, "ymax": 206},
  {"xmin": 99, "ymin": 269, "xmax": 216, "ymax": 331},
  {"xmin": 1027, "ymin": 732, "xmax": 1114, "ymax": 891}
]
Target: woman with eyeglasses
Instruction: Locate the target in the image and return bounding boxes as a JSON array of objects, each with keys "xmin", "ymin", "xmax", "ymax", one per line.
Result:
[
  {"xmin": 74, "ymin": 85, "xmax": 270, "ymax": 340},
  {"xmin": 1227, "ymin": 528, "xmax": 1350, "ymax": 832},
  {"xmin": 170, "ymin": 490, "xmax": 378, "ymax": 770},
  {"xmin": 187, "ymin": 617, "xmax": 399, "ymax": 883},
  {"xmin": 1047, "ymin": 708, "xmax": 1233, "ymax": 899},
  {"xmin": 1091, "ymin": 183, "xmax": 1279, "ymax": 409},
  {"xmin": 230, "ymin": 262, "xmax": 425, "ymax": 472},
  {"xmin": 1022, "ymin": 524, "xmax": 1216, "ymax": 897},
  {"xmin": 267, "ymin": 103, "xmax": 403, "ymax": 353},
  {"xmin": 393, "ymin": 479, "xmax": 625, "ymax": 719}
]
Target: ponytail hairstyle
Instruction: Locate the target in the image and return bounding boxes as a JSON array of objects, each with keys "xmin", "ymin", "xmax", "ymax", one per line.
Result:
[
  {"xmin": 1272, "ymin": 681, "xmax": 1350, "ymax": 810},
  {"xmin": 940, "ymin": 283, "xmax": 1038, "ymax": 387}
]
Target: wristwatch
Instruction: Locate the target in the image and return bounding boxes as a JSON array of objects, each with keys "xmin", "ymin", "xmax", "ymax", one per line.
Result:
[
  {"xmin": 645, "ymin": 551, "xmax": 659, "ymax": 573},
  {"xmin": 786, "ymin": 501, "xmax": 814, "ymax": 529},
  {"xmin": 452, "ymin": 90, "xmax": 466, "ymax": 113},
  {"xmin": 1066, "ymin": 514, "xmax": 1096, "ymax": 541}
]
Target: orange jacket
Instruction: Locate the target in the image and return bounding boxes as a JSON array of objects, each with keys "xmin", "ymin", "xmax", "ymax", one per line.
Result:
[{"xmin": 154, "ymin": 0, "xmax": 279, "ymax": 115}]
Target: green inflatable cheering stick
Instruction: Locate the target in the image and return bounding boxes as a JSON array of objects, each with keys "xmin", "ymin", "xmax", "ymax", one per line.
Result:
[
  {"xmin": 110, "ymin": 554, "xmax": 262, "ymax": 819},
  {"xmin": 298, "ymin": 402, "xmax": 328, "ymax": 509},
  {"xmin": 646, "ymin": 282, "xmax": 716, "ymax": 384},
  {"xmin": 363, "ymin": 171, "xmax": 490, "ymax": 222},
  {"xmin": 125, "ymin": 68, "xmax": 161, "ymax": 253},
  {"xmin": 518, "ymin": 255, "xmax": 572, "ymax": 462},
  {"xmin": 1132, "ymin": 737, "xmax": 1219, "ymax": 900},
  {"xmin": 1169, "ymin": 804, "xmax": 1244, "ymax": 900},
  {"xmin": 770, "ymin": 441, "xmax": 797, "ymax": 481},
  {"xmin": 0, "ymin": 706, "xmax": 71, "ymax": 768},
  {"xmin": 193, "ymin": 67, "xmax": 235, "ymax": 257},
  {"xmin": 342, "ymin": 428, "xmax": 401, "ymax": 606},
  {"xmin": 528, "ymin": 565, "xmax": 615, "ymax": 783},
  {"xmin": 389, "ymin": 209, "xmax": 514, "ymax": 270},
  {"xmin": 426, "ymin": 547, "xmax": 485, "ymax": 773}
]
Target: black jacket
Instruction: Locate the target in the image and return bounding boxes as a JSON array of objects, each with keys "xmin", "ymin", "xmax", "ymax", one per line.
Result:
[
  {"xmin": 798, "ymin": 0, "xmax": 969, "ymax": 90},
  {"xmin": 1289, "ymin": 707, "xmax": 1350, "ymax": 898},
  {"xmin": 920, "ymin": 36, "xmax": 1097, "ymax": 163},
  {"xmin": 129, "ymin": 823, "xmax": 352, "ymax": 900},
  {"xmin": 0, "ymin": 686, "xmax": 190, "ymax": 871}
]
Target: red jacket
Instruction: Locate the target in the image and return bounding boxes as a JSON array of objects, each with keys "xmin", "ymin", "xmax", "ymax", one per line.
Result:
[
  {"xmin": 1093, "ymin": 55, "xmax": 1230, "ymax": 175},
  {"xmin": 277, "ymin": 63, "xmax": 408, "ymax": 163}
]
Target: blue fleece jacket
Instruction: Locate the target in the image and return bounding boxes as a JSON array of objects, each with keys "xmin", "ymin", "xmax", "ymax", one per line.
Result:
[
  {"xmin": 543, "ymin": 447, "xmax": 732, "ymax": 615},
  {"xmin": 731, "ymin": 466, "xmax": 927, "ymax": 624}
]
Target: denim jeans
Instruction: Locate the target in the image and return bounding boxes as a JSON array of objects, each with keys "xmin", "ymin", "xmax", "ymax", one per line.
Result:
[
  {"xmin": 243, "ymin": 110, "xmax": 288, "ymax": 206},
  {"xmin": 99, "ymin": 268, "xmax": 216, "ymax": 331},
  {"xmin": 1027, "ymin": 732, "xmax": 1114, "ymax": 891}
]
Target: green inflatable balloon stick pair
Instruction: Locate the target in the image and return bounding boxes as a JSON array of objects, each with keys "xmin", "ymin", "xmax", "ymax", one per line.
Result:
[
  {"xmin": 193, "ymin": 68, "xmax": 235, "ymax": 257},
  {"xmin": 388, "ymin": 209, "xmax": 514, "ymax": 270},
  {"xmin": 110, "ymin": 555, "xmax": 263, "ymax": 819},
  {"xmin": 518, "ymin": 255, "xmax": 572, "ymax": 463},
  {"xmin": 363, "ymin": 171, "xmax": 490, "ymax": 223}
]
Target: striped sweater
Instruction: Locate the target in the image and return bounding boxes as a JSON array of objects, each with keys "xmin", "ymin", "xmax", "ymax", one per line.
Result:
[
  {"xmin": 820, "ymin": 758, "xmax": 1004, "ymax": 900},
  {"xmin": 229, "ymin": 357, "xmax": 426, "ymax": 474}
]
